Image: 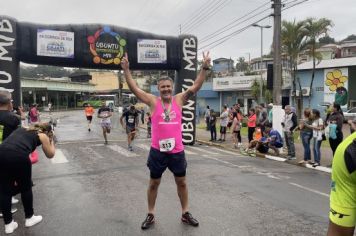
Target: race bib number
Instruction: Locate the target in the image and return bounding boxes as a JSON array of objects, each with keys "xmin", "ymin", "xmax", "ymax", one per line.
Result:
[
  {"xmin": 128, "ymin": 118, "xmax": 134, "ymax": 123},
  {"xmin": 159, "ymin": 138, "xmax": 175, "ymax": 152}
]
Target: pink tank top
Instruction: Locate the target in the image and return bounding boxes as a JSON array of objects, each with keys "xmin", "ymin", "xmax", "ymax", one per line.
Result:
[{"xmin": 151, "ymin": 97, "xmax": 184, "ymax": 153}]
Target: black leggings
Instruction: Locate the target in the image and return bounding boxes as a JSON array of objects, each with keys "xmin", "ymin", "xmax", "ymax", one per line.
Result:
[
  {"xmin": 329, "ymin": 132, "xmax": 343, "ymax": 156},
  {"xmin": 235, "ymin": 131, "xmax": 242, "ymax": 143},
  {"xmin": 248, "ymin": 127, "xmax": 255, "ymax": 142},
  {"xmin": 0, "ymin": 149, "xmax": 34, "ymax": 224}
]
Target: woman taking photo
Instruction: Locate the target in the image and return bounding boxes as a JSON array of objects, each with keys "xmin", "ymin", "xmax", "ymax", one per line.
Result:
[{"xmin": 0, "ymin": 123, "xmax": 56, "ymax": 234}]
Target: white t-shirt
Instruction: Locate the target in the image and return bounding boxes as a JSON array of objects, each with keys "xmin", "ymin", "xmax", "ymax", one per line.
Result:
[
  {"xmin": 312, "ymin": 118, "xmax": 323, "ymax": 140},
  {"xmin": 220, "ymin": 110, "xmax": 229, "ymax": 127}
]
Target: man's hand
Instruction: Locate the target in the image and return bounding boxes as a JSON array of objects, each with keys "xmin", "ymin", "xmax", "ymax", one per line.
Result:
[
  {"xmin": 120, "ymin": 52, "xmax": 129, "ymax": 71},
  {"xmin": 202, "ymin": 51, "xmax": 211, "ymax": 69}
]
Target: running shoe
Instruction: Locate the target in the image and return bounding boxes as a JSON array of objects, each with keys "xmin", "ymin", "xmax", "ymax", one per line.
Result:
[
  {"xmin": 141, "ymin": 213, "xmax": 155, "ymax": 230},
  {"xmin": 88, "ymin": 128, "xmax": 91, "ymax": 132},
  {"xmin": 312, "ymin": 162, "xmax": 320, "ymax": 167},
  {"xmin": 181, "ymin": 212, "xmax": 199, "ymax": 227},
  {"xmin": 25, "ymin": 215, "xmax": 42, "ymax": 227},
  {"xmin": 5, "ymin": 220, "xmax": 18, "ymax": 234}
]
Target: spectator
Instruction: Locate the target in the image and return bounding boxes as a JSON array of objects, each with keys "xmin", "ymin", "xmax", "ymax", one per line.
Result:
[
  {"xmin": 326, "ymin": 103, "xmax": 344, "ymax": 156},
  {"xmin": 310, "ymin": 109, "xmax": 324, "ymax": 167},
  {"xmin": 204, "ymin": 106, "xmax": 210, "ymax": 131},
  {"xmin": 348, "ymin": 118, "xmax": 356, "ymax": 134},
  {"xmin": 267, "ymin": 103, "xmax": 273, "ymax": 125},
  {"xmin": 140, "ymin": 108, "xmax": 145, "ymax": 124},
  {"xmin": 145, "ymin": 112, "xmax": 151, "ymax": 138},
  {"xmin": 243, "ymin": 125, "xmax": 264, "ymax": 156},
  {"xmin": 282, "ymin": 105, "xmax": 298, "ymax": 160},
  {"xmin": 29, "ymin": 104, "xmax": 40, "ymax": 124},
  {"xmin": 231, "ymin": 112, "xmax": 241, "ymax": 148},
  {"xmin": 209, "ymin": 109, "xmax": 217, "ymax": 141},
  {"xmin": 264, "ymin": 123, "xmax": 284, "ymax": 156},
  {"xmin": 247, "ymin": 108, "xmax": 256, "ymax": 142},
  {"xmin": 218, "ymin": 105, "xmax": 228, "ymax": 142},
  {"xmin": 298, "ymin": 108, "xmax": 314, "ymax": 165}
]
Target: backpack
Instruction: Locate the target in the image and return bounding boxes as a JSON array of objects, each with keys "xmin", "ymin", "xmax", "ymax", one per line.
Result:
[{"xmin": 329, "ymin": 123, "xmax": 338, "ymax": 140}]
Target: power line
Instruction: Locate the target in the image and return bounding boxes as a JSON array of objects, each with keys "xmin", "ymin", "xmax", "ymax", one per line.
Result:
[
  {"xmin": 180, "ymin": 0, "xmax": 216, "ymax": 29},
  {"xmin": 182, "ymin": 0, "xmax": 227, "ymax": 32},
  {"xmin": 282, "ymin": 0, "xmax": 310, "ymax": 10},
  {"xmin": 183, "ymin": 0, "xmax": 232, "ymax": 33},
  {"xmin": 199, "ymin": 1, "xmax": 271, "ymax": 42},
  {"xmin": 198, "ymin": 14, "xmax": 272, "ymax": 52}
]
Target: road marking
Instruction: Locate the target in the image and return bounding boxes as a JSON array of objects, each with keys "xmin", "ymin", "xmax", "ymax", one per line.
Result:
[
  {"xmin": 188, "ymin": 146, "xmax": 218, "ymax": 155},
  {"xmin": 51, "ymin": 149, "xmax": 68, "ymax": 164},
  {"xmin": 289, "ymin": 182, "xmax": 329, "ymax": 198},
  {"xmin": 78, "ymin": 146, "xmax": 104, "ymax": 159},
  {"xmin": 210, "ymin": 147, "xmax": 240, "ymax": 155},
  {"xmin": 136, "ymin": 143, "xmax": 151, "ymax": 151},
  {"xmin": 265, "ymin": 155, "xmax": 287, "ymax": 162},
  {"xmin": 58, "ymin": 139, "xmax": 127, "ymax": 145},
  {"xmin": 107, "ymin": 144, "xmax": 139, "ymax": 157},
  {"xmin": 184, "ymin": 149, "xmax": 197, "ymax": 155}
]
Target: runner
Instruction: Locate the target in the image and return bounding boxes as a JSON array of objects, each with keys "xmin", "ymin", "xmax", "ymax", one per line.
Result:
[
  {"xmin": 84, "ymin": 104, "xmax": 95, "ymax": 132},
  {"xmin": 120, "ymin": 105, "xmax": 139, "ymax": 151},
  {"xmin": 120, "ymin": 51, "xmax": 211, "ymax": 230},
  {"xmin": 0, "ymin": 123, "xmax": 56, "ymax": 234},
  {"xmin": 97, "ymin": 101, "xmax": 112, "ymax": 145},
  {"xmin": 327, "ymin": 131, "xmax": 356, "ymax": 236}
]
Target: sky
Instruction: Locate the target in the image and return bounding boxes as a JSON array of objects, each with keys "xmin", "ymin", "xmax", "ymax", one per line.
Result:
[{"xmin": 1, "ymin": 0, "xmax": 355, "ymax": 63}]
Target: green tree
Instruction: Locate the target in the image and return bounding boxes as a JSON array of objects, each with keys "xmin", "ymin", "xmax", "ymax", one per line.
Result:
[
  {"xmin": 304, "ymin": 17, "xmax": 333, "ymax": 106},
  {"xmin": 281, "ymin": 19, "xmax": 307, "ymax": 117},
  {"xmin": 235, "ymin": 57, "xmax": 248, "ymax": 72},
  {"xmin": 318, "ymin": 35, "xmax": 335, "ymax": 45}
]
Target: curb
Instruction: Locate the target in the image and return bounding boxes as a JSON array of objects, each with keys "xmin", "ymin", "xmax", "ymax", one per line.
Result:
[{"xmin": 196, "ymin": 139, "xmax": 331, "ymax": 174}]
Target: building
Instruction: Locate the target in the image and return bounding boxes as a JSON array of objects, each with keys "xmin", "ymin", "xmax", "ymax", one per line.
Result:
[
  {"xmin": 340, "ymin": 41, "xmax": 356, "ymax": 58},
  {"xmin": 212, "ymin": 58, "xmax": 234, "ymax": 77},
  {"xmin": 21, "ymin": 77, "xmax": 95, "ymax": 110},
  {"xmin": 296, "ymin": 57, "xmax": 356, "ymax": 112}
]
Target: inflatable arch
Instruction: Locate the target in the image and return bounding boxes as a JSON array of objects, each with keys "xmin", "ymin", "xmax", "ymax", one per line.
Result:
[{"xmin": 0, "ymin": 16, "xmax": 198, "ymax": 144}]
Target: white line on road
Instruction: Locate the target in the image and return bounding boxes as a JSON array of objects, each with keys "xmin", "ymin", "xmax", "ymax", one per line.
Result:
[
  {"xmin": 107, "ymin": 145, "xmax": 139, "ymax": 157},
  {"xmin": 210, "ymin": 147, "xmax": 240, "ymax": 156},
  {"xmin": 265, "ymin": 155, "xmax": 287, "ymax": 162},
  {"xmin": 136, "ymin": 143, "xmax": 151, "ymax": 151},
  {"xmin": 289, "ymin": 182, "xmax": 329, "ymax": 198},
  {"xmin": 58, "ymin": 139, "xmax": 127, "ymax": 145},
  {"xmin": 51, "ymin": 149, "xmax": 68, "ymax": 164},
  {"xmin": 188, "ymin": 146, "xmax": 218, "ymax": 155}
]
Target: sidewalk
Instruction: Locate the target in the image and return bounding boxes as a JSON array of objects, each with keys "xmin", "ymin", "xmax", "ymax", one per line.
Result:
[{"xmin": 195, "ymin": 126, "xmax": 334, "ymax": 173}]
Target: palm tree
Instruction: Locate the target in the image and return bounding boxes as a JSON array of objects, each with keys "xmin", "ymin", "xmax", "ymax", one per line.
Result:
[
  {"xmin": 304, "ymin": 17, "xmax": 333, "ymax": 106},
  {"xmin": 281, "ymin": 19, "xmax": 307, "ymax": 117}
]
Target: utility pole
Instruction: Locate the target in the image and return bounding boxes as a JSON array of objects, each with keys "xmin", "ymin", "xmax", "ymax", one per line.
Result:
[{"xmin": 272, "ymin": 0, "xmax": 282, "ymax": 105}]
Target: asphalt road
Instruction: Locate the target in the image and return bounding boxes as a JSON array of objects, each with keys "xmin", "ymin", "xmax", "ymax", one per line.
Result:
[{"xmin": 1, "ymin": 110, "xmax": 339, "ymax": 236}]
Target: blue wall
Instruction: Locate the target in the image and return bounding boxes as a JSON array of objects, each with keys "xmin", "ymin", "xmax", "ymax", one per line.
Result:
[{"xmin": 297, "ymin": 69, "xmax": 325, "ymax": 110}]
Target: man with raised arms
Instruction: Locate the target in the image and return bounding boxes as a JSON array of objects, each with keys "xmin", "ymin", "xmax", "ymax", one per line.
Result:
[{"xmin": 120, "ymin": 52, "xmax": 211, "ymax": 230}]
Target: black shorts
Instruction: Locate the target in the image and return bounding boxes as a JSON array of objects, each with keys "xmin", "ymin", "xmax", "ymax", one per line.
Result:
[
  {"xmin": 126, "ymin": 126, "xmax": 136, "ymax": 134},
  {"xmin": 220, "ymin": 126, "xmax": 227, "ymax": 134},
  {"xmin": 147, "ymin": 147, "xmax": 187, "ymax": 179},
  {"xmin": 257, "ymin": 144, "xmax": 269, "ymax": 153},
  {"xmin": 86, "ymin": 116, "xmax": 93, "ymax": 122}
]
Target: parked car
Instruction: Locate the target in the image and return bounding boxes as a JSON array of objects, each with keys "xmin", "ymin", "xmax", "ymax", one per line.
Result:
[{"xmin": 344, "ymin": 107, "xmax": 356, "ymax": 122}]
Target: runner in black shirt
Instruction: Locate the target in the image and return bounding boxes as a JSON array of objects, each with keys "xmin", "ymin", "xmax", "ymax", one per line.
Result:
[{"xmin": 120, "ymin": 105, "xmax": 139, "ymax": 151}]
